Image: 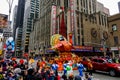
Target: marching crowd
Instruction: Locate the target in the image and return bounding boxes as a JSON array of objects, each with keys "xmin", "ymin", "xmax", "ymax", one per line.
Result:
[{"xmin": 0, "ymin": 56, "xmax": 94, "ymax": 80}]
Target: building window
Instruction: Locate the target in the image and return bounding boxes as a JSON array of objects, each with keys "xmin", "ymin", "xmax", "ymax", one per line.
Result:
[
  {"xmin": 82, "ymin": 37, "xmax": 84, "ymax": 46},
  {"xmin": 64, "ymin": 0, "xmax": 69, "ymax": 11},
  {"xmin": 78, "ymin": 35, "xmax": 80, "ymax": 45},
  {"xmin": 99, "ymin": 14, "xmax": 101, "ymax": 25},
  {"xmin": 112, "ymin": 24, "xmax": 117, "ymax": 31},
  {"xmin": 114, "ymin": 36, "xmax": 118, "ymax": 45},
  {"xmin": 57, "ymin": 0, "xmax": 60, "ymax": 6}
]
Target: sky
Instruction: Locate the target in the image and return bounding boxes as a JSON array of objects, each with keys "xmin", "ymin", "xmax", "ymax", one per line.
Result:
[{"xmin": 0, "ymin": 0, "xmax": 120, "ymax": 20}]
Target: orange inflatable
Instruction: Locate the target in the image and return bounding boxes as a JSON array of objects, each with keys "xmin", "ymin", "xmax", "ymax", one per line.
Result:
[{"xmin": 51, "ymin": 34, "xmax": 73, "ymax": 52}]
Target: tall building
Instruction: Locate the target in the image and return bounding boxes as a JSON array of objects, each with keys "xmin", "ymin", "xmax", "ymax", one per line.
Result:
[
  {"xmin": 14, "ymin": 0, "xmax": 25, "ymax": 56},
  {"xmin": 11, "ymin": 5, "xmax": 18, "ymax": 39},
  {"xmin": 22, "ymin": 0, "xmax": 40, "ymax": 53},
  {"xmin": 3, "ymin": 21, "xmax": 12, "ymax": 38},
  {"xmin": 97, "ymin": 2, "xmax": 110, "ymax": 16},
  {"xmin": 118, "ymin": 2, "xmax": 120, "ymax": 13},
  {"xmin": 108, "ymin": 13, "xmax": 120, "ymax": 57},
  {"xmin": 29, "ymin": 0, "xmax": 109, "ymax": 55}
]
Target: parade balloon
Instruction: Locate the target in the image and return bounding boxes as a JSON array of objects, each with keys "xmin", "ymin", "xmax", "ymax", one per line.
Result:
[
  {"xmin": 51, "ymin": 34, "xmax": 73, "ymax": 52},
  {"xmin": 6, "ymin": 37, "xmax": 14, "ymax": 51}
]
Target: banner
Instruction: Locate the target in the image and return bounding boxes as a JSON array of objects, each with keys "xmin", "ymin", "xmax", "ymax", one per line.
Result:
[
  {"xmin": 51, "ymin": 5, "xmax": 57, "ymax": 35},
  {"xmin": 0, "ymin": 14, "xmax": 8, "ymax": 28},
  {"xmin": 70, "ymin": 0, "xmax": 75, "ymax": 32},
  {"xmin": 69, "ymin": 0, "xmax": 75, "ymax": 45}
]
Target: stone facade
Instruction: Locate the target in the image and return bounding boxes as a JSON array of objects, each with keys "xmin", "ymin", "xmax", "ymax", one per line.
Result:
[
  {"xmin": 108, "ymin": 13, "xmax": 120, "ymax": 56},
  {"xmin": 29, "ymin": 0, "xmax": 110, "ymax": 55}
]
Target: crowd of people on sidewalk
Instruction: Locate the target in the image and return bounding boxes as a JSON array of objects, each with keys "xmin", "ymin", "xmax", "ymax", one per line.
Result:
[
  {"xmin": 0, "ymin": 55, "xmax": 94, "ymax": 80},
  {"xmin": 1, "ymin": 54, "xmax": 119, "ymax": 80}
]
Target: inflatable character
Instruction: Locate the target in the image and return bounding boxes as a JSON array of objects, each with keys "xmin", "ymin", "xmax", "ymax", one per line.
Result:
[{"xmin": 51, "ymin": 34, "xmax": 73, "ymax": 52}]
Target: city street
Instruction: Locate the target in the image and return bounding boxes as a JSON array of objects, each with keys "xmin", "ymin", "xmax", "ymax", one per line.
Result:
[
  {"xmin": 73, "ymin": 70, "xmax": 120, "ymax": 80},
  {"xmin": 0, "ymin": 0, "xmax": 120, "ymax": 80}
]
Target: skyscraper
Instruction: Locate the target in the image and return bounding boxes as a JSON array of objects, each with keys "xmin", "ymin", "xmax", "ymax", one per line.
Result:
[
  {"xmin": 12, "ymin": 5, "xmax": 17, "ymax": 40},
  {"xmin": 22, "ymin": 0, "xmax": 40, "ymax": 53},
  {"xmin": 14, "ymin": 0, "xmax": 25, "ymax": 56},
  {"xmin": 97, "ymin": 2, "xmax": 110, "ymax": 16}
]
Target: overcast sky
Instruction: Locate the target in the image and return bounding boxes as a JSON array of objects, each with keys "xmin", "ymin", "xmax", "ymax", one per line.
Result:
[{"xmin": 0, "ymin": 0, "xmax": 119, "ymax": 20}]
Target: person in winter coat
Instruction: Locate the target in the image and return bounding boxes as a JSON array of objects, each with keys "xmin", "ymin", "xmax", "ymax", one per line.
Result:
[
  {"xmin": 51, "ymin": 61, "xmax": 58, "ymax": 76},
  {"xmin": 87, "ymin": 59, "xmax": 93, "ymax": 76},
  {"xmin": 85, "ymin": 72, "xmax": 92, "ymax": 80},
  {"xmin": 77, "ymin": 61, "xmax": 84, "ymax": 77},
  {"xmin": 63, "ymin": 61, "xmax": 68, "ymax": 75}
]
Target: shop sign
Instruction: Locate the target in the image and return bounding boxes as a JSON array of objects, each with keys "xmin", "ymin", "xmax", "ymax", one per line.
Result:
[
  {"xmin": 110, "ymin": 47, "xmax": 119, "ymax": 51},
  {"xmin": 73, "ymin": 46, "xmax": 93, "ymax": 51},
  {"xmin": 70, "ymin": 0, "xmax": 75, "ymax": 32},
  {"xmin": 51, "ymin": 5, "xmax": 57, "ymax": 34}
]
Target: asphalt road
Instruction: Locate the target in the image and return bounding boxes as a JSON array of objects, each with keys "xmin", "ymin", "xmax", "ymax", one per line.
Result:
[{"xmin": 73, "ymin": 70, "xmax": 120, "ymax": 80}]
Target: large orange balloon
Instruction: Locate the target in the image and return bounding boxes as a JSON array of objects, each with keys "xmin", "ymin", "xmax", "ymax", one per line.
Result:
[{"xmin": 51, "ymin": 34, "xmax": 73, "ymax": 52}]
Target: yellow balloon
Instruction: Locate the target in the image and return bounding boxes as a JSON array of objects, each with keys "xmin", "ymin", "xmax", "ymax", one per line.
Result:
[{"xmin": 50, "ymin": 34, "xmax": 66, "ymax": 47}]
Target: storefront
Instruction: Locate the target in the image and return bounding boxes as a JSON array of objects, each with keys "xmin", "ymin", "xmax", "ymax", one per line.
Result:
[
  {"xmin": 71, "ymin": 46, "xmax": 104, "ymax": 56},
  {"xmin": 111, "ymin": 47, "xmax": 120, "ymax": 57},
  {"xmin": 46, "ymin": 46, "xmax": 105, "ymax": 57}
]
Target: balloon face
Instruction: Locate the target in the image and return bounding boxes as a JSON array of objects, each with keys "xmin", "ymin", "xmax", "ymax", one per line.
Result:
[
  {"xmin": 59, "ymin": 36, "xmax": 64, "ymax": 41},
  {"xmin": 6, "ymin": 37, "xmax": 14, "ymax": 51},
  {"xmin": 7, "ymin": 37, "xmax": 13, "ymax": 42},
  {"xmin": 51, "ymin": 34, "xmax": 73, "ymax": 52},
  {"xmin": 51, "ymin": 34, "xmax": 66, "ymax": 47}
]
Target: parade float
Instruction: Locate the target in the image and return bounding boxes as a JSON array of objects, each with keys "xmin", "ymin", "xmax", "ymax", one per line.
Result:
[
  {"xmin": 50, "ymin": 34, "xmax": 79, "ymax": 62},
  {"xmin": 50, "ymin": 34, "xmax": 81, "ymax": 70}
]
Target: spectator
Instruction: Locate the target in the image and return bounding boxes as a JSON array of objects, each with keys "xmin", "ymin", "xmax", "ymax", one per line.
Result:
[
  {"xmin": 51, "ymin": 61, "xmax": 58, "ymax": 76},
  {"xmin": 74, "ymin": 75, "xmax": 82, "ymax": 80},
  {"xmin": 77, "ymin": 61, "xmax": 84, "ymax": 79},
  {"xmin": 87, "ymin": 59, "xmax": 93, "ymax": 76},
  {"xmin": 85, "ymin": 72, "xmax": 92, "ymax": 80}
]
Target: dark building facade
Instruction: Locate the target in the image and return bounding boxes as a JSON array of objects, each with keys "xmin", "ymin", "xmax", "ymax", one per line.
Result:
[
  {"xmin": 118, "ymin": 2, "xmax": 120, "ymax": 13},
  {"xmin": 12, "ymin": 5, "xmax": 17, "ymax": 40},
  {"xmin": 22, "ymin": 0, "xmax": 40, "ymax": 54},
  {"xmin": 14, "ymin": 0, "xmax": 25, "ymax": 56}
]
